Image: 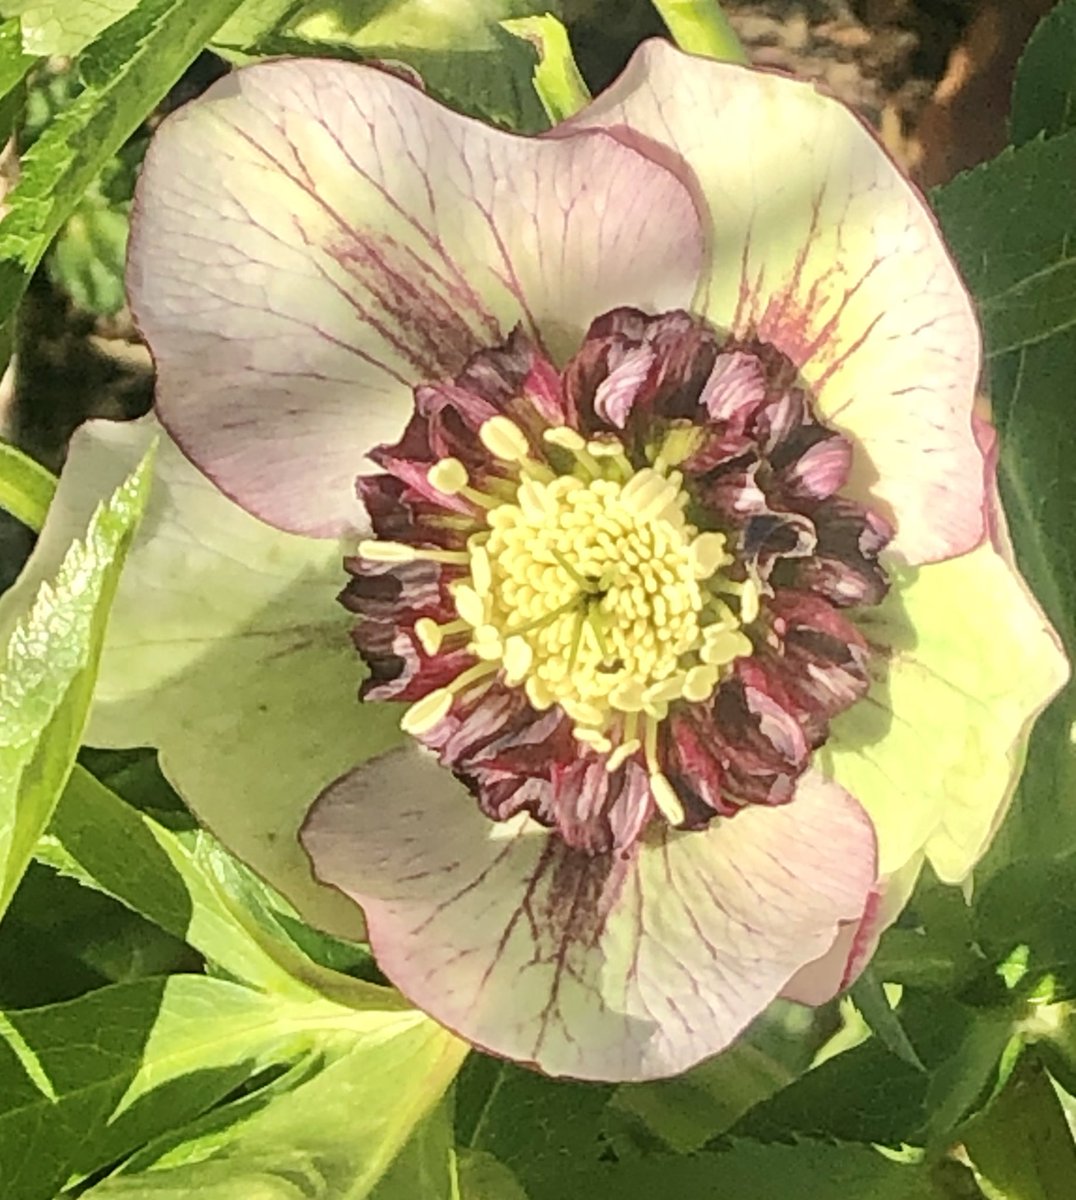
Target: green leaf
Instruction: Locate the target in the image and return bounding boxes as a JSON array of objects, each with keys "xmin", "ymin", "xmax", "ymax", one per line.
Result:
[
  {"xmin": 975, "ymin": 852, "xmax": 1076, "ymax": 998},
  {"xmin": 501, "ymin": 14, "xmax": 590, "ymax": 122},
  {"xmin": 456, "ymin": 1150, "xmax": 527, "ymax": 1200},
  {"xmin": 0, "ymin": 974, "xmax": 380, "ymax": 1200},
  {"xmin": 550, "ymin": 1140, "xmax": 941, "ymax": 1200},
  {"xmin": 0, "ymin": 441, "xmax": 55, "ymax": 533},
  {"xmin": 261, "ymin": 0, "xmax": 548, "ymax": 132},
  {"xmin": 610, "ymin": 1039, "xmax": 794, "ymax": 1153},
  {"xmin": 850, "ymin": 969, "xmax": 926, "ymax": 1072},
  {"xmin": 213, "ymin": 0, "xmax": 302, "ymax": 47},
  {"xmin": 456, "ymin": 1056, "xmax": 614, "ymax": 1200},
  {"xmin": 935, "ymin": 131, "xmax": 1076, "ymax": 359},
  {"xmin": 0, "ymin": 0, "xmax": 246, "ymax": 326},
  {"xmin": 369, "ymin": 1099, "xmax": 457, "ymax": 1200},
  {"xmin": 650, "ymin": 0, "xmax": 747, "ymax": 64},
  {"xmin": 81, "ymin": 1008, "xmax": 466, "ymax": 1198},
  {"xmin": 935, "ymin": 129, "xmax": 1076, "ymax": 862},
  {"xmin": 0, "ymin": 17, "xmax": 34, "ymax": 98},
  {"xmin": 0, "ymin": 862, "xmax": 194, "ymax": 1007},
  {"xmin": 963, "ymin": 1056, "xmax": 1076, "ymax": 1200},
  {"xmin": 959, "ymin": 1056, "xmax": 1076, "ymax": 1195},
  {"xmin": 1011, "ymin": 0, "xmax": 1076, "ymax": 145},
  {"xmin": 921, "ymin": 1012, "xmax": 1017, "ymax": 1149},
  {"xmin": 43, "ymin": 765, "xmax": 388, "ymax": 1006},
  {"xmin": 0, "ymin": 445, "xmax": 152, "ymax": 920},
  {"xmin": 0, "ymin": 0, "xmax": 138, "ymax": 56},
  {"xmin": 731, "ymin": 1037, "xmax": 928, "ymax": 1146}
]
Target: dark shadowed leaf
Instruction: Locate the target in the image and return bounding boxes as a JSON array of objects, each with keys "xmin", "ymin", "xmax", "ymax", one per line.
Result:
[{"xmin": 1011, "ymin": 0, "xmax": 1076, "ymax": 144}]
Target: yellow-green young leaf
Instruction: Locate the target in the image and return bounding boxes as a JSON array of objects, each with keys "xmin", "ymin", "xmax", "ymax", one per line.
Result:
[
  {"xmin": 0, "ymin": 974, "xmax": 436, "ymax": 1200},
  {"xmin": 259, "ymin": 0, "xmax": 548, "ymax": 133},
  {"xmin": 369, "ymin": 1099, "xmax": 458, "ymax": 1200},
  {"xmin": 0, "ymin": 0, "xmax": 137, "ymax": 56},
  {"xmin": 81, "ymin": 1008, "xmax": 467, "ymax": 1199},
  {"xmin": 0, "ymin": 445, "xmax": 153, "ymax": 919},
  {"xmin": 0, "ymin": 440, "xmax": 55, "ymax": 532},
  {"xmin": 0, "ymin": 17, "xmax": 34, "ymax": 98},
  {"xmin": 0, "ymin": 0, "xmax": 247, "ymax": 325},
  {"xmin": 501, "ymin": 14, "xmax": 590, "ymax": 122}
]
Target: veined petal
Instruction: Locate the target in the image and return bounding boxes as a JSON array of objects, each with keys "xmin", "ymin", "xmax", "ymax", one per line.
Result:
[
  {"xmin": 128, "ymin": 59, "xmax": 704, "ymax": 537},
  {"xmin": 570, "ymin": 42, "xmax": 983, "ymax": 565},
  {"xmin": 782, "ymin": 853, "xmax": 922, "ymax": 1004},
  {"xmin": 821, "ymin": 544, "xmax": 1068, "ymax": 884},
  {"xmin": 44, "ymin": 417, "xmax": 403, "ymax": 938},
  {"xmin": 303, "ymin": 746, "xmax": 875, "ymax": 1081}
]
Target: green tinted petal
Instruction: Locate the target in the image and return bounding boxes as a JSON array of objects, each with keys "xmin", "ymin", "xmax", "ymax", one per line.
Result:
[
  {"xmin": 43, "ymin": 416, "xmax": 404, "ymax": 938},
  {"xmin": 821, "ymin": 542, "xmax": 1068, "ymax": 883}
]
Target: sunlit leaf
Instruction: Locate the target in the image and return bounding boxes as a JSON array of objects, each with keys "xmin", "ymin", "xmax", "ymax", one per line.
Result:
[{"xmin": 0, "ymin": 446, "xmax": 152, "ymax": 920}]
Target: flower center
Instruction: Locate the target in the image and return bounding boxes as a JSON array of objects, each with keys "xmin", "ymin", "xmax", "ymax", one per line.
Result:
[
  {"xmin": 359, "ymin": 418, "xmax": 757, "ymax": 822},
  {"xmin": 346, "ymin": 311, "xmax": 893, "ymax": 842}
]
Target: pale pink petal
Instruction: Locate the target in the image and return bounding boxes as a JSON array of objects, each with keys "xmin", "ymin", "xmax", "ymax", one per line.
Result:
[
  {"xmin": 128, "ymin": 59, "xmax": 704, "ymax": 537},
  {"xmin": 782, "ymin": 853, "xmax": 923, "ymax": 1004},
  {"xmin": 302, "ymin": 748, "xmax": 876, "ymax": 1081},
  {"xmin": 569, "ymin": 43, "xmax": 983, "ymax": 565}
]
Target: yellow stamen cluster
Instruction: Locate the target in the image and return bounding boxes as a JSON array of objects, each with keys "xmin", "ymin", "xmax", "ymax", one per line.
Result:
[{"xmin": 360, "ymin": 420, "xmax": 757, "ymax": 825}]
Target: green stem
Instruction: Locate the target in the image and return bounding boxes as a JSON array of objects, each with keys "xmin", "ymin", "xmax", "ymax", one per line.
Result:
[
  {"xmin": 651, "ymin": 0, "xmax": 749, "ymax": 64},
  {"xmin": 501, "ymin": 15, "xmax": 592, "ymax": 123}
]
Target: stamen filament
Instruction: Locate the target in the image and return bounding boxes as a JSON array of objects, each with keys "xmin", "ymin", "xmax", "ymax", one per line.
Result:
[{"xmin": 544, "ymin": 426, "xmax": 603, "ymax": 477}]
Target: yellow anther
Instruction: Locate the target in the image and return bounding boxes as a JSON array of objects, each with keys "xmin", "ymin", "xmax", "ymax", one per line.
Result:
[
  {"xmin": 573, "ymin": 727, "xmax": 613, "ymax": 753},
  {"xmin": 700, "ymin": 627, "xmax": 753, "ymax": 666},
  {"xmin": 741, "ymin": 577, "xmax": 761, "ymax": 624},
  {"xmin": 358, "ymin": 539, "xmax": 417, "ymax": 563},
  {"xmin": 691, "ymin": 531, "xmax": 731, "ymax": 579},
  {"xmin": 453, "ymin": 584, "xmax": 486, "ymax": 627},
  {"xmin": 683, "ymin": 664, "xmax": 720, "ymax": 703},
  {"xmin": 502, "ymin": 636, "xmax": 533, "ymax": 684},
  {"xmin": 414, "ymin": 617, "xmax": 443, "ymax": 654},
  {"xmin": 543, "ymin": 426, "xmax": 586, "ymax": 451},
  {"xmin": 389, "ymin": 425, "xmax": 753, "ymax": 761},
  {"xmin": 649, "ymin": 772, "xmax": 686, "ymax": 826},
  {"xmin": 605, "ymin": 738, "xmax": 641, "ymax": 772},
  {"xmin": 561, "ymin": 698, "xmax": 606, "ymax": 728},
  {"xmin": 427, "ymin": 458, "xmax": 469, "ymax": 495},
  {"xmin": 358, "ymin": 540, "xmax": 469, "ymax": 566},
  {"xmin": 525, "ymin": 675, "xmax": 555, "ymax": 710},
  {"xmin": 480, "ymin": 416, "xmax": 532, "ymax": 463},
  {"xmin": 643, "ymin": 676, "xmax": 687, "ymax": 709},
  {"xmin": 414, "ymin": 617, "xmax": 470, "ymax": 655},
  {"xmin": 400, "ymin": 688, "xmax": 453, "ymax": 735},
  {"xmin": 471, "ymin": 546, "xmax": 492, "ymax": 596}
]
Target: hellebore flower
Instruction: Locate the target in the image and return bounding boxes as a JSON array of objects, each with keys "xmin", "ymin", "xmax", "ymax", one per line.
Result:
[{"xmin": 35, "ymin": 43, "xmax": 1066, "ymax": 1080}]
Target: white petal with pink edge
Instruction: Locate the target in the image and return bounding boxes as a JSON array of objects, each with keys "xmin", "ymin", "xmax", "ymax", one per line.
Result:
[
  {"xmin": 302, "ymin": 746, "xmax": 876, "ymax": 1081},
  {"xmin": 36, "ymin": 416, "xmax": 403, "ymax": 939},
  {"xmin": 128, "ymin": 58, "xmax": 704, "ymax": 538},
  {"xmin": 569, "ymin": 41, "xmax": 983, "ymax": 566}
]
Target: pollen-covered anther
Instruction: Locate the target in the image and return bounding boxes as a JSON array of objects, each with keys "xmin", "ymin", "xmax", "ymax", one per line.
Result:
[{"xmin": 402, "ymin": 432, "xmax": 754, "ymax": 804}]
